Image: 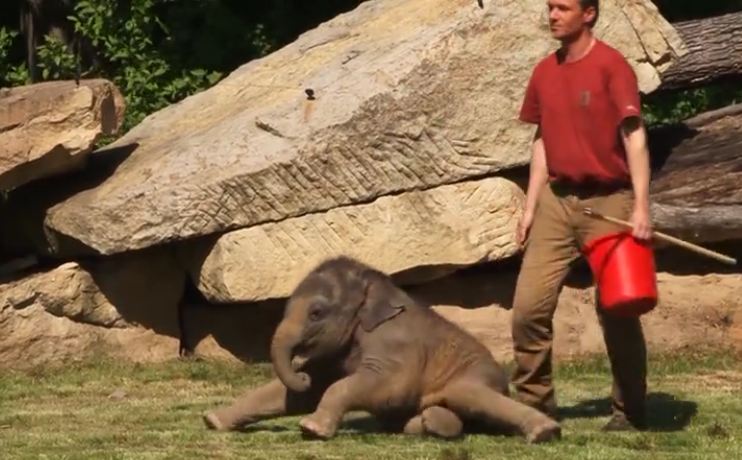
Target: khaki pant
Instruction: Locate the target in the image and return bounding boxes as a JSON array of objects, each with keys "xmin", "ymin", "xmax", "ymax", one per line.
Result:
[{"xmin": 511, "ymin": 182, "xmax": 647, "ymax": 424}]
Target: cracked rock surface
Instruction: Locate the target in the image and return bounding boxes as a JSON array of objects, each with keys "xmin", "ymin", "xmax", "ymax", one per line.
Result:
[{"xmin": 43, "ymin": 0, "xmax": 684, "ymax": 255}]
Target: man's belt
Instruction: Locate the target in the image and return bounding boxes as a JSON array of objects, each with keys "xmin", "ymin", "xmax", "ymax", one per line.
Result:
[{"xmin": 549, "ymin": 179, "xmax": 630, "ymax": 197}]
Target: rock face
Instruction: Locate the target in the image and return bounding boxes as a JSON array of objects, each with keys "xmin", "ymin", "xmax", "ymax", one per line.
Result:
[
  {"xmin": 0, "ymin": 79, "xmax": 125, "ymax": 191},
  {"xmin": 184, "ymin": 177, "xmax": 523, "ymax": 303},
  {"xmin": 43, "ymin": 0, "xmax": 684, "ymax": 256},
  {"xmin": 0, "ymin": 249, "xmax": 185, "ymax": 369},
  {"xmin": 0, "ymin": 301, "xmax": 178, "ymax": 370}
]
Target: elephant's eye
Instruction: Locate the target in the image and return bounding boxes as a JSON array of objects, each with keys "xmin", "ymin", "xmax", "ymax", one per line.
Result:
[{"xmin": 308, "ymin": 305, "xmax": 325, "ymax": 321}]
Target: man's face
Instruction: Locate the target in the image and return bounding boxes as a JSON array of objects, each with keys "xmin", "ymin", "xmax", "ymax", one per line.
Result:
[{"xmin": 547, "ymin": 0, "xmax": 595, "ymax": 40}]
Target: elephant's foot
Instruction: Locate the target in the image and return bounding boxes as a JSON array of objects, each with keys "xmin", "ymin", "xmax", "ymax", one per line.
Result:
[
  {"xmin": 423, "ymin": 406, "xmax": 464, "ymax": 438},
  {"xmin": 203, "ymin": 411, "xmax": 229, "ymax": 431},
  {"xmin": 299, "ymin": 412, "xmax": 339, "ymax": 439},
  {"xmin": 524, "ymin": 418, "xmax": 561, "ymax": 444},
  {"xmin": 403, "ymin": 406, "xmax": 463, "ymax": 438},
  {"xmin": 402, "ymin": 415, "xmax": 424, "ymax": 435}
]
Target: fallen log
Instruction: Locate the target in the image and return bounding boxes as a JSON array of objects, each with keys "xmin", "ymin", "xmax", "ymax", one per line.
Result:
[
  {"xmin": 658, "ymin": 11, "xmax": 742, "ymax": 91},
  {"xmin": 649, "ymin": 103, "xmax": 742, "ymax": 243}
]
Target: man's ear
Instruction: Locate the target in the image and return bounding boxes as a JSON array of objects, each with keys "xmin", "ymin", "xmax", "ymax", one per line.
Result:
[
  {"xmin": 584, "ymin": 6, "xmax": 597, "ymax": 26},
  {"xmin": 358, "ymin": 277, "xmax": 405, "ymax": 332}
]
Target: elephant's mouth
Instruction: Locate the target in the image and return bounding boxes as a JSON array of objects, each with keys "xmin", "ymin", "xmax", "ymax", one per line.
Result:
[
  {"xmin": 293, "ymin": 337, "xmax": 323, "ymax": 359},
  {"xmin": 292, "ymin": 342, "xmax": 310, "ymax": 358}
]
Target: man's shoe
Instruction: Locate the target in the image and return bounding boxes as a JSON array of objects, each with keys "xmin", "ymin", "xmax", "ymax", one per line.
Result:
[{"xmin": 601, "ymin": 413, "xmax": 646, "ymax": 432}]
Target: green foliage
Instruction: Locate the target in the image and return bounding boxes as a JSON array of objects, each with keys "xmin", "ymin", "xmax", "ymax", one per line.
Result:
[
  {"xmin": 642, "ymin": 83, "xmax": 742, "ymax": 127},
  {"xmin": 35, "ymin": 34, "xmax": 77, "ymax": 81},
  {"xmin": 0, "ymin": 28, "xmax": 29, "ymax": 86},
  {"xmin": 69, "ymin": 0, "xmax": 225, "ymax": 131}
]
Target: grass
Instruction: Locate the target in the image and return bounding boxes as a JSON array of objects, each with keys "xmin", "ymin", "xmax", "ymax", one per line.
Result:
[{"xmin": 0, "ymin": 349, "xmax": 740, "ymax": 460}]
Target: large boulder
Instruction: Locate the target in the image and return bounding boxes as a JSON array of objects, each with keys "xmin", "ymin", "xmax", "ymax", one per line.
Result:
[
  {"xmin": 43, "ymin": 0, "xmax": 684, "ymax": 256},
  {"xmin": 181, "ymin": 176, "xmax": 523, "ymax": 303},
  {"xmin": 0, "ymin": 79, "xmax": 124, "ymax": 191},
  {"xmin": 0, "ymin": 300, "xmax": 178, "ymax": 370},
  {"xmin": 0, "ymin": 248, "xmax": 185, "ymax": 369}
]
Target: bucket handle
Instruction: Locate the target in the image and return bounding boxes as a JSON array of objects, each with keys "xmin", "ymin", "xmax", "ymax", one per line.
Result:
[{"xmin": 582, "ymin": 208, "xmax": 737, "ymax": 266}]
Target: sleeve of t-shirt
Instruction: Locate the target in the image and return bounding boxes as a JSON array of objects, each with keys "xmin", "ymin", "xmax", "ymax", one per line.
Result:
[
  {"xmin": 608, "ymin": 56, "xmax": 642, "ymax": 120},
  {"xmin": 519, "ymin": 68, "xmax": 540, "ymax": 124}
]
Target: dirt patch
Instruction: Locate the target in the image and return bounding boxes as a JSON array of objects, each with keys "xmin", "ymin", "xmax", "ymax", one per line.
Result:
[
  {"xmin": 416, "ymin": 266, "xmax": 742, "ymax": 363},
  {"xmin": 691, "ymin": 371, "xmax": 742, "ymax": 393}
]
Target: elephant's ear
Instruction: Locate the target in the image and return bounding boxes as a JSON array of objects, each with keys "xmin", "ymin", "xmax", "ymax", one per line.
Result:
[{"xmin": 358, "ymin": 277, "xmax": 406, "ymax": 332}]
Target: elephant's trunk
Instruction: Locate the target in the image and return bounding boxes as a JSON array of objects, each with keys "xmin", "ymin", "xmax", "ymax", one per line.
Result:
[{"xmin": 270, "ymin": 319, "xmax": 311, "ymax": 392}]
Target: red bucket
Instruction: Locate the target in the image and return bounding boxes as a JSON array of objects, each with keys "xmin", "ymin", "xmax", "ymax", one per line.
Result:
[{"xmin": 582, "ymin": 231, "xmax": 658, "ymax": 317}]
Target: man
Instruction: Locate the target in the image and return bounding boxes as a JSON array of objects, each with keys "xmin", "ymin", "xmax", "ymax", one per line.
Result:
[{"xmin": 512, "ymin": 0, "xmax": 652, "ymax": 431}]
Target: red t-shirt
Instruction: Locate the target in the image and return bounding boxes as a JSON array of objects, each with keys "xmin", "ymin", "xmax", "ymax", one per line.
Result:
[{"xmin": 519, "ymin": 39, "xmax": 641, "ymax": 185}]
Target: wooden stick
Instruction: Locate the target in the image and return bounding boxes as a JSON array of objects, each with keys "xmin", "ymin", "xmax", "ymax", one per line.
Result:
[{"xmin": 582, "ymin": 208, "xmax": 738, "ymax": 266}]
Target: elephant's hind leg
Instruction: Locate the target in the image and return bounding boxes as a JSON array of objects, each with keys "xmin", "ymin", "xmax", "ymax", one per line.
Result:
[
  {"xmin": 204, "ymin": 378, "xmax": 321, "ymax": 431},
  {"xmin": 440, "ymin": 380, "xmax": 561, "ymax": 443},
  {"xmin": 403, "ymin": 406, "xmax": 463, "ymax": 438}
]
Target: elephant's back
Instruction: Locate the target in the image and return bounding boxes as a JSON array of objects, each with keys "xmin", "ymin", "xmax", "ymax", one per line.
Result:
[{"xmin": 419, "ymin": 304, "xmax": 496, "ymax": 359}]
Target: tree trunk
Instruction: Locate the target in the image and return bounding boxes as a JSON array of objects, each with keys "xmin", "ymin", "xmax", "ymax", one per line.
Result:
[
  {"xmin": 658, "ymin": 11, "xmax": 742, "ymax": 91},
  {"xmin": 648, "ymin": 103, "xmax": 742, "ymax": 242}
]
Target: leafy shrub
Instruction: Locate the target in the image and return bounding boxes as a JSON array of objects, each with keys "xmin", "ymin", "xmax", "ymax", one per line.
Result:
[
  {"xmin": 69, "ymin": 0, "xmax": 224, "ymax": 131},
  {"xmin": 0, "ymin": 28, "xmax": 29, "ymax": 86}
]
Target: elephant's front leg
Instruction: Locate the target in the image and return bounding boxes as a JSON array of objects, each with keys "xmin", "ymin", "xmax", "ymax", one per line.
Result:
[
  {"xmin": 299, "ymin": 372, "xmax": 380, "ymax": 439},
  {"xmin": 204, "ymin": 378, "xmax": 321, "ymax": 431}
]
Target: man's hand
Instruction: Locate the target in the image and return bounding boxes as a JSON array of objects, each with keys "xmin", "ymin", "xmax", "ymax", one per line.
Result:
[
  {"xmin": 630, "ymin": 203, "xmax": 652, "ymax": 241},
  {"xmin": 517, "ymin": 208, "xmax": 535, "ymax": 247}
]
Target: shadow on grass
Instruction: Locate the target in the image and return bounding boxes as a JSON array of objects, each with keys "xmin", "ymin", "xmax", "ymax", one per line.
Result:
[
  {"xmin": 235, "ymin": 424, "xmax": 293, "ymax": 434},
  {"xmin": 559, "ymin": 392, "xmax": 698, "ymax": 432},
  {"xmin": 341, "ymin": 413, "xmax": 516, "ymax": 439},
  {"xmin": 226, "ymin": 392, "xmax": 698, "ymax": 437}
]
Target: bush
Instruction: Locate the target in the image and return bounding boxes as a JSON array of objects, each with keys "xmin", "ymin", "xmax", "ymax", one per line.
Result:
[
  {"xmin": 0, "ymin": 28, "xmax": 29, "ymax": 86},
  {"xmin": 69, "ymin": 0, "xmax": 225, "ymax": 132}
]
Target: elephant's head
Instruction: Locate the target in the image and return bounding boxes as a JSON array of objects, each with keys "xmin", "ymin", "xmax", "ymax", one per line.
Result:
[{"xmin": 270, "ymin": 256, "xmax": 407, "ymax": 392}]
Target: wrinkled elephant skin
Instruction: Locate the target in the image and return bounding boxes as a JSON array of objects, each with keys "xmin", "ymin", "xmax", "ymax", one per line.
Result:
[{"xmin": 204, "ymin": 256, "xmax": 560, "ymax": 443}]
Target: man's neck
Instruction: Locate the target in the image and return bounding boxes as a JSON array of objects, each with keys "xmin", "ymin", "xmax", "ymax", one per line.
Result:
[{"xmin": 559, "ymin": 30, "xmax": 596, "ymax": 63}]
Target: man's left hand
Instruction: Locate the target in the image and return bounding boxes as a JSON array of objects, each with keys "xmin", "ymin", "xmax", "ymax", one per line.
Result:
[{"xmin": 630, "ymin": 205, "xmax": 652, "ymax": 241}]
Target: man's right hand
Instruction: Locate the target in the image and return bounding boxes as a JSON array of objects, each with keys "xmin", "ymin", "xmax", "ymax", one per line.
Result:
[{"xmin": 517, "ymin": 208, "xmax": 535, "ymax": 247}]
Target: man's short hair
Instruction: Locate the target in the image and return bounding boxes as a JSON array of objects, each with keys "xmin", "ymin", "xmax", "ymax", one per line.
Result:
[{"xmin": 580, "ymin": 0, "xmax": 599, "ymax": 27}]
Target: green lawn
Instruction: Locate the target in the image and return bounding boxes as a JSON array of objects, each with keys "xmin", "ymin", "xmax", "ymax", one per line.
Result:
[{"xmin": 0, "ymin": 349, "xmax": 740, "ymax": 459}]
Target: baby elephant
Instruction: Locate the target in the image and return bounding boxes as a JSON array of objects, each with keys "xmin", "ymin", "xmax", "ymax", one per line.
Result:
[{"xmin": 204, "ymin": 256, "xmax": 560, "ymax": 443}]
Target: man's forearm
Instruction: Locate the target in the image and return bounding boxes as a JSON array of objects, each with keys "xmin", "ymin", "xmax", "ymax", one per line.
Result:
[
  {"xmin": 623, "ymin": 119, "xmax": 651, "ymax": 211},
  {"xmin": 525, "ymin": 134, "xmax": 549, "ymax": 214}
]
